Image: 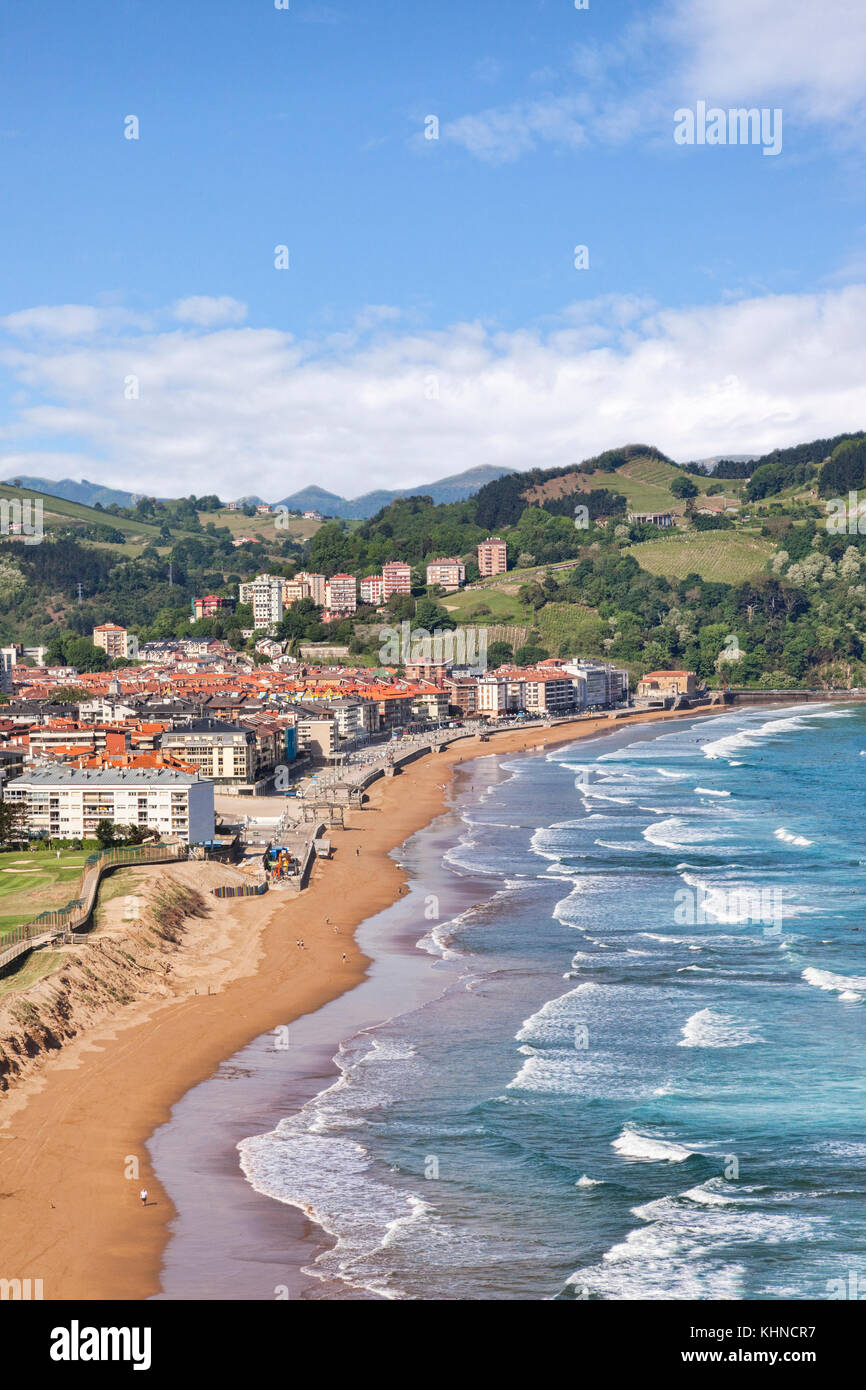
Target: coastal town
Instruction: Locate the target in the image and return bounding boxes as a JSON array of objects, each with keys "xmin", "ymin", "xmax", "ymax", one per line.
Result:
[{"xmin": 0, "ymin": 535, "xmax": 708, "ymax": 857}]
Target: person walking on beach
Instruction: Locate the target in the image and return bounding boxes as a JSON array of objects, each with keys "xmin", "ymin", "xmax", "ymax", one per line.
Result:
[
  {"xmin": 356, "ymin": 847, "xmax": 360, "ymax": 856},
  {"xmin": 140, "ymin": 1189, "xmax": 147, "ymax": 1207}
]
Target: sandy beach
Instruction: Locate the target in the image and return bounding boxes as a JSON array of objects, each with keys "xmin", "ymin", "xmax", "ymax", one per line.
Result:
[{"xmin": 0, "ymin": 706, "xmax": 729, "ymax": 1301}]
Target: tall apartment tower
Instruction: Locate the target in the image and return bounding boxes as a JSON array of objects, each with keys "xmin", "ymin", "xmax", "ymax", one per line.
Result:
[
  {"xmin": 382, "ymin": 561, "xmax": 412, "ymax": 599},
  {"xmin": 477, "ymin": 538, "xmax": 507, "ymax": 577}
]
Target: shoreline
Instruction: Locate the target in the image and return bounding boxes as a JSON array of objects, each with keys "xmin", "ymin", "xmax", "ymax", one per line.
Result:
[{"xmin": 0, "ymin": 703, "xmax": 742, "ymax": 1300}]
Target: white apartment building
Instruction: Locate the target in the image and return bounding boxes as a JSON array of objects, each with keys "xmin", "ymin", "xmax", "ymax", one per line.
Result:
[
  {"xmin": 562, "ymin": 660, "xmax": 629, "ymax": 708},
  {"xmin": 360, "ymin": 575, "xmax": 384, "ymax": 605},
  {"xmin": 239, "ymin": 574, "xmax": 284, "ymax": 629},
  {"xmin": 512, "ymin": 671, "xmax": 575, "ymax": 714},
  {"xmin": 426, "ymin": 557, "xmax": 466, "ymax": 590},
  {"xmin": 476, "ymin": 677, "xmax": 509, "ymax": 716},
  {"xmin": 325, "ymin": 573, "xmax": 358, "ymax": 613},
  {"xmin": 382, "ymin": 561, "xmax": 412, "ymax": 599},
  {"xmin": 5, "ymin": 767, "xmax": 215, "ymax": 844}
]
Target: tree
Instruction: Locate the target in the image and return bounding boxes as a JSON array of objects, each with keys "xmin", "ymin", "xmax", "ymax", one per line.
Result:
[
  {"xmin": 670, "ymin": 474, "xmax": 699, "ymax": 499},
  {"xmin": 486, "ymin": 641, "xmax": 513, "ymax": 668},
  {"xmin": 515, "ymin": 643, "xmax": 549, "ymax": 665},
  {"xmin": 94, "ymin": 819, "xmax": 118, "ymax": 849},
  {"xmin": 0, "ymin": 799, "xmax": 26, "ymax": 846}
]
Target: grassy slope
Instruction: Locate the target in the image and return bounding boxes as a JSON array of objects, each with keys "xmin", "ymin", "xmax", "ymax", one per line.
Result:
[
  {"xmin": 625, "ymin": 531, "xmax": 774, "ymax": 582},
  {"xmin": 0, "ymin": 483, "xmax": 169, "ymax": 542},
  {"xmin": 197, "ymin": 507, "xmax": 322, "ymax": 543},
  {"xmin": 523, "ymin": 456, "xmax": 743, "ymax": 518}
]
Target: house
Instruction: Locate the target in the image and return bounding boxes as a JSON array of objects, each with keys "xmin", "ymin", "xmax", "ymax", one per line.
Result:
[{"xmin": 636, "ymin": 670, "xmax": 698, "ymax": 700}]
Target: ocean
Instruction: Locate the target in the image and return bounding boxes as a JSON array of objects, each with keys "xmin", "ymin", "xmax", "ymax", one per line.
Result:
[{"xmin": 164, "ymin": 704, "xmax": 866, "ymax": 1301}]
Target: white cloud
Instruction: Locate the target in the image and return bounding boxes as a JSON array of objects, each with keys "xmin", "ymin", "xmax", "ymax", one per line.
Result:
[
  {"xmin": 1, "ymin": 286, "xmax": 865, "ymax": 499},
  {"xmin": 171, "ymin": 296, "xmax": 248, "ymax": 327},
  {"xmin": 445, "ymin": 0, "xmax": 866, "ymax": 161},
  {"xmin": 444, "ymin": 96, "xmax": 590, "ymax": 163},
  {"xmin": 0, "ymin": 305, "xmax": 149, "ymax": 338},
  {"xmin": 670, "ymin": 0, "xmax": 866, "ymax": 123}
]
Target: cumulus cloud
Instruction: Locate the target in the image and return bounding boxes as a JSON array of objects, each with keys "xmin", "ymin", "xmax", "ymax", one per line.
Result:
[
  {"xmin": 670, "ymin": 0, "xmax": 866, "ymax": 123},
  {"xmin": 0, "ymin": 286, "xmax": 865, "ymax": 500},
  {"xmin": 171, "ymin": 296, "xmax": 248, "ymax": 327},
  {"xmin": 444, "ymin": 0, "xmax": 866, "ymax": 161}
]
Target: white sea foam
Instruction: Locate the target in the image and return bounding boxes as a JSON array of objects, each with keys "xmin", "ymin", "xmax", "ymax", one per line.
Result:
[
  {"xmin": 803, "ymin": 966, "xmax": 866, "ymax": 1000},
  {"xmin": 694, "ymin": 786, "xmax": 730, "ymax": 796},
  {"xmin": 565, "ymin": 1178, "xmax": 817, "ymax": 1299},
  {"xmin": 774, "ymin": 826, "xmax": 813, "ymax": 847},
  {"xmin": 701, "ymin": 711, "xmax": 811, "ymax": 762},
  {"xmin": 612, "ymin": 1126, "xmax": 694, "ymax": 1162},
  {"xmin": 678, "ymin": 1008, "xmax": 763, "ymax": 1048},
  {"xmin": 575, "ymin": 1175, "xmax": 605, "ymax": 1187},
  {"xmin": 643, "ymin": 817, "xmax": 730, "ymax": 851}
]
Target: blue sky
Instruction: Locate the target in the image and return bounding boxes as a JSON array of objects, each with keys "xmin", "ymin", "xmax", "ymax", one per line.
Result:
[{"xmin": 1, "ymin": 0, "xmax": 865, "ymax": 499}]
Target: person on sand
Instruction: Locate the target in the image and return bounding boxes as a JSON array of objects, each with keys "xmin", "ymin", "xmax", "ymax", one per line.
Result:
[
  {"xmin": 342, "ymin": 953, "xmax": 347, "ymax": 961},
  {"xmin": 140, "ymin": 1189, "xmax": 147, "ymax": 1206},
  {"xmin": 356, "ymin": 847, "xmax": 360, "ymax": 856}
]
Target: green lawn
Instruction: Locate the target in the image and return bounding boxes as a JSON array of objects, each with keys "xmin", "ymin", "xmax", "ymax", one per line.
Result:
[
  {"xmin": 442, "ymin": 587, "xmax": 530, "ymax": 625},
  {"xmin": 626, "ymin": 531, "xmax": 774, "ymax": 583},
  {"xmin": 0, "ymin": 849, "xmax": 90, "ymax": 941}
]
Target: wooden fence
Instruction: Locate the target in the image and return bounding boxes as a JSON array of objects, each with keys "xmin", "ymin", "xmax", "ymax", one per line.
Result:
[{"xmin": 0, "ymin": 841, "xmax": 187, "ymax": 976}]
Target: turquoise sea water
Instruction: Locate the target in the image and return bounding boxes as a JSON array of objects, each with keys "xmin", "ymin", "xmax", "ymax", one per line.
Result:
[{"xmin": 238, "ymin": 705, "xmax": 866, "ymax": 1300}]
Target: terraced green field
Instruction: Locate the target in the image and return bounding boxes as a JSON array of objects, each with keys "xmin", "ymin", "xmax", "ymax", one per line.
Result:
[{"xmin": 626, "ymin": 531, "xmax": 774, "ymax": 583}]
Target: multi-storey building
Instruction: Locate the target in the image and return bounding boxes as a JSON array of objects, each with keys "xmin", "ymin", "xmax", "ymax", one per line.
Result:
[
  {"xmin": 159, "ymin": 719, "xmax": 257, "ymax": 785},
  {"xmin": 360, "ymin": 575, "xmax": 384, "ymax": 606},
  {"xmin": 563, "ymin": 660, "xmax": 629, "ymax": 707},
  {"xmin": 5, "ymin": 767, "xmax": 215, "ymax": 844},
  {"xmin": 477, "ymin": 538, "xmax": 507, "ymax": 577},
  {"xmin": 281, "ymin": 578, "xmax": 310, "ymax": 605},
  {"xmin": 296, "ymin": 572, "xmax": 327, "ymax": 606},
  {"xmin": 382, "ymin": 561, "xmax": 412, "ymax": 600},
  {"xmin": 476, "ymin": 677, "xmax": 509, "ymax": 716},
  {"xmin": 425, "ymin": 558, "xmax": 466, "ymax": 591},
  {"xmin": 513, "ymin": 670, "xmax": 575, "ymax": 715},
  {"xmin": 92, "ymin": 623, "xmax": 139, "ymax": 661},
  {"xmin": 325, "ymin": 574, "xmax": 358, "ymax": 614},
  {"xmin": 192, "ymin": 595, "xmax": 235, "ymax": 622},
  {"xmin": 447, "ymin": 677, "xmax": 478, "ymax": 718},
  {"xmin": 291, "ymin": 705, "xmax": 338, "ymax": 761},
  {"xmin": 238, "ymin": 575, "xmax": 284, "ymax": 630}
]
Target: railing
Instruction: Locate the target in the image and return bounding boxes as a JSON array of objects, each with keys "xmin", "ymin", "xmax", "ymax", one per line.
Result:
[{"xmin": 0, "ymin": 841, "xmax": 187, "ymax": 975}]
